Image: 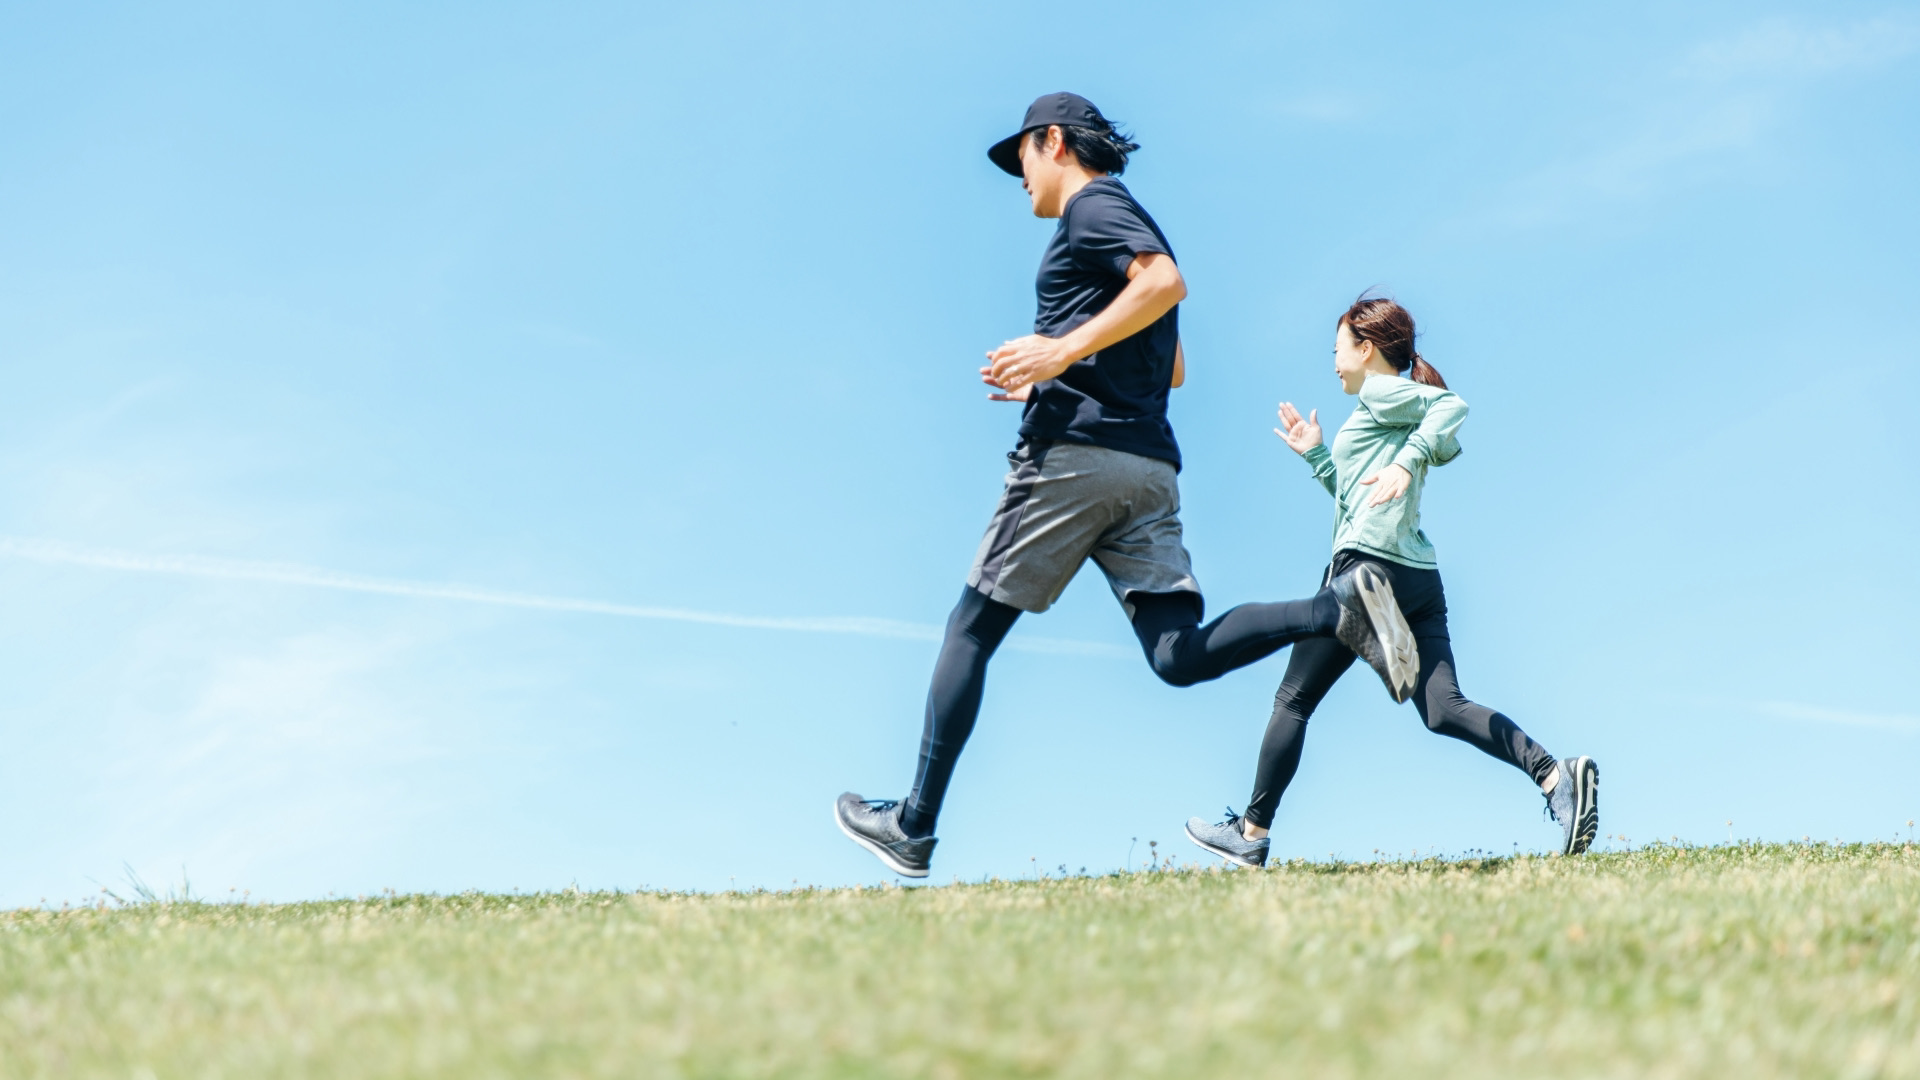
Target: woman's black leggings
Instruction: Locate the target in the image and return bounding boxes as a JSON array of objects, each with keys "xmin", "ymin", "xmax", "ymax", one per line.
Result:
[
  {"xmin": 1243, "ymin": 550, "xmax": 1557, "ymax": 830},
  {"xmin": 898, "ymin": 585, "xmax": 1336, "ymax": 839}
]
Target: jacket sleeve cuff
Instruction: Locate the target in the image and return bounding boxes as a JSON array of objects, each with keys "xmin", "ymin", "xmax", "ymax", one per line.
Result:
[
  {"xmin": 1391, "ymin": 446, "xmax": 1425, "ymax": 475},
  {"xmin": 1303, "ymin": 444, "xmax": 1333, "ymax": 468}
]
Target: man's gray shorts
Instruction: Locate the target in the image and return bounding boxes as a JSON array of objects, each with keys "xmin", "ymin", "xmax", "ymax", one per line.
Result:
[{"xmin": 966, "ymin": 440, "xmax": 1201, "ymax": 614}]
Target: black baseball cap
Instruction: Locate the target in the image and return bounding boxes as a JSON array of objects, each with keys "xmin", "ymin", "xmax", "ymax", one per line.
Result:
[{"xmin": 987, "ymin": 92, "xmax": 1109, "ymax": 177}]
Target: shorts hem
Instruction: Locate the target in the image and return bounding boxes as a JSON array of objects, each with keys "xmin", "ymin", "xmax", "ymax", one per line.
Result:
[{"xmin": 974, "ymin": 580, "xmax": 1057, "ymax": 615}]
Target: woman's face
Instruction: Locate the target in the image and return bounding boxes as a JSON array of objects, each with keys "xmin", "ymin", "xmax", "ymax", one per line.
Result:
[{"xmin": 1333, "ymin": 321, "xmax": 1374, "ymax": 395}]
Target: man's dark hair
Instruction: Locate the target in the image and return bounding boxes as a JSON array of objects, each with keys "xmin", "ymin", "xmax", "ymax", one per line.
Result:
[{"xmin": 1030, "ymin": 119, "xmax": 1140, "ymax": 175}]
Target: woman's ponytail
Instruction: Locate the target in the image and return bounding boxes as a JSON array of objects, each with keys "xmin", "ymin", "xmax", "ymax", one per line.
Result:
[
  {"xmin": 1409, "ymin": 353, "xmax": 1447, "ymax": 389},
  {"xmin": 1341, "ymin": 291, "xmax": 1449, "ymax": 390}
]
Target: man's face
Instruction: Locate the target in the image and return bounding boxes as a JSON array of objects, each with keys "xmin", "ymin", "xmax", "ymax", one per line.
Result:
[{"xmin": 1017, "ymin": 127, "xmax": 1063, "ymax": 218}]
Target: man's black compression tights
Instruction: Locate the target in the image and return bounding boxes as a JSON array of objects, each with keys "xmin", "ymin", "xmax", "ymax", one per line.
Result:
[
  {"xmin": 899, "ymin": 586, "xmax": 1332, "ymax": 840},
  {"xmin": 1128, "ymin": 590, "xmax": 1338, "ymax": 689},
  {"xmin": 901, "ymin": 587, "xmax": 1021, "ymax": 840}
]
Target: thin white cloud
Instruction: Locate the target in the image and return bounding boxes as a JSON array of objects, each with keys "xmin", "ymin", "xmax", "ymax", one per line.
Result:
[
  {"xmin": 1757, "ymin": 700, "xmax": 1920, "ymax": 733},
  {"xmin": 101, "ymin": 624, "xmax": 458, "ymax": 882},
  {"xmin": 1685, "ymin": 13, "xmax": 1920, "ymax": 80},
  {"xmin": 1469, "ymin": 97, "xmax": 1768, "ymax": 229},
  {"xmin": 0, "ymin": 536, "xmax": 1132, "ymax": 658},
  {"xmin": 1449, "ymin": 12, "xmax": 1918, "ymax": 233},
  {"xmin": 1263, "ymin": 92, "xmax": 1366, "ymax": 124}
]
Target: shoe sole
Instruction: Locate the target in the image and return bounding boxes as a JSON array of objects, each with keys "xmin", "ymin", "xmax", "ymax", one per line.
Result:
[
  {"xmin": 1184, "ymin": 822, "xmax": 1268, "ymax": 869},
  {"xmin": 1355, "ymin": 565, "xmax": 1420, "ymax": 702},
  {"xmin": 833, "ymin": 800, "xmax": 930, "ymax": 878},
  {"xmin": 1564, "ymin": 757, "xmax": 1599, "ymax": 855}
]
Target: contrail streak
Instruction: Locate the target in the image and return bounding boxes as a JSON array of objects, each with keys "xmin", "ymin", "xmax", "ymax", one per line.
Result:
[
  {"xmin": 0, "ymin": 536, "xmax": 1132, "ymax": 657},
  {"xmin": 1756, "ymin": 700, "xmax": 1920, "ymax": 733}
]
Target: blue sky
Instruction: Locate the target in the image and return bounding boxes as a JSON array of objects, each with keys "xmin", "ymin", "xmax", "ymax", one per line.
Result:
[{"xmin": 1, "ymin": 1, "xmax": 1916, "ymax": 903}]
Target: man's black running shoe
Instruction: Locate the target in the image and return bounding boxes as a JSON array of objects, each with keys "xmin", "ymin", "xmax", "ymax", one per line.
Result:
[
  {"xmin": 1184, "ymin": 808, "xmax": 1270, "ymax": 868},
  {"xmin": 1543, "ymin": 756, "xmax": 1599, "ymax": 855},
  {"xmin": 1331, "ymin": 562, "xmax": 1419, "ymax": 703},
  {"xmin": 834, "ymin": 793, "xmax": 935, "ymax": 878}
]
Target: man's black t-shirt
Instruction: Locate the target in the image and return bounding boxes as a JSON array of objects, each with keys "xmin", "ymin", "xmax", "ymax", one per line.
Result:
[{"xmin": 1019, "ymin": 176, "xmax": 1181, "ymax": 469}]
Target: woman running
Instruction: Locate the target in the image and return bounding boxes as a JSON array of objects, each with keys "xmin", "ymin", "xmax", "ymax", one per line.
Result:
[{"xmin": 1184, "ymin": 294, "xmax": 1598, "ymax": 867}]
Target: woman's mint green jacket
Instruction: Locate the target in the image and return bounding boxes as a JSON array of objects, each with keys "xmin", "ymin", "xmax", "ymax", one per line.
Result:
[{"xmin": 1299, "ymin": 373, "xmax": 1466, "ymax": 569}]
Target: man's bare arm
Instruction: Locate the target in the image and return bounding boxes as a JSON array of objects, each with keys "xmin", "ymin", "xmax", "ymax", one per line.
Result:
[
  {"xmin": 1172, "ymin": 339, "xmax": 1185, "ymax": 388},
  {"xmin": 981, "ymin": 253, "xmax": 1186, "ymax": 395}
]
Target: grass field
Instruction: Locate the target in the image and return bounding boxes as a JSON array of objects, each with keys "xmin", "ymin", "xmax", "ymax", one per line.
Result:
[{"xmin": 2, "ymin": 843, "xmax": 1916, "ymax": 1079}]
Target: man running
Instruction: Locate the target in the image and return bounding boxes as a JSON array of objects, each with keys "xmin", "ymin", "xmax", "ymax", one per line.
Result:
[{"xmin": 834, "ymin": 93, "xmax": 1418, "ymax": 877}]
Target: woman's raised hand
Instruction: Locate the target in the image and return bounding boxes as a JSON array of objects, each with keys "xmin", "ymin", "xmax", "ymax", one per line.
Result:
[{"xmin": 1274, "ymin": 402, "xmax": 1322, "ymax": 454}]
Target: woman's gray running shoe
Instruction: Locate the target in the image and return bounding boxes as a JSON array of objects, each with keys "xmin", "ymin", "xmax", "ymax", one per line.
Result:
[
  {"xmin": 1184, "ymin": 808, "xmax": 1270, "ymax": 868},
  {"xmin": 1543, "ymin": 757, "xmax": 1599, "ymax": 855},
  {"xmin": 1331, "ymin": 563, "xmax": 1420, "ymax": 703},
  {"xmin": 834, "ymin": 793, "xmax": 936, "ymax": 878}
]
